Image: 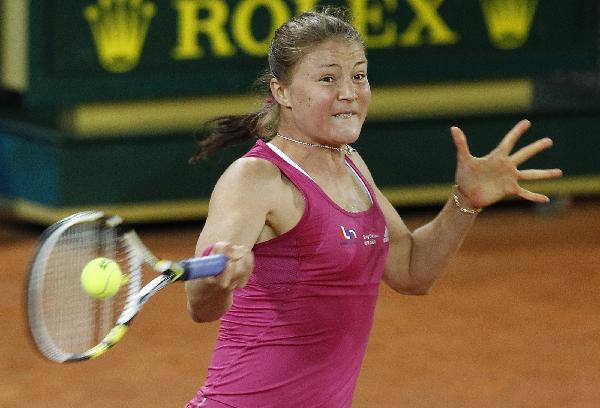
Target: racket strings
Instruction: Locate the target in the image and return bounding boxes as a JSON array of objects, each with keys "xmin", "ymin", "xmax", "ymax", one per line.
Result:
[{"xmin": 35, "ymin": 222, "xmax": 133, "ymax": 359}]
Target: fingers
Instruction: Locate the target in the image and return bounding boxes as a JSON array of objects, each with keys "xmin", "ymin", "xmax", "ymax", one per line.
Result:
[
  {"xmin": 518, "ymin": 168, "xmax": 563, "ymax": 180},
  {"xmin": 498, "ymin": 119, "xmax": 531, "ymax": 153},
  {"xmin": 511, "ymin": 137, "xmax": 553, "ymax": 166},
  {"xmin": 450, "ymin": 126, "xmax": 471, "ymax": 159},
  {"xmin": 209, "ymin": 241, "xmax": 245, "ymax": 259},
  {"xmin": 516, "ymin": 186, "xmax": 550, "ymax": 203},
  {"xmin": 208, "ymin": 241, "xmax": 252, "ymax": 290},
  {"xmin": 223, "ymin": 242, "xmax": 247, "ymax": 262}
]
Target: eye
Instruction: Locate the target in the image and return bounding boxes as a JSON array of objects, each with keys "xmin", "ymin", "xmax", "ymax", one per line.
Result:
[
  {"xmin": 319, "ymin": 75, "xmax": 335, "ymax": 83},
  {"xmin": 353, "ymin": 73, "xmax": 367, "ymax": 81}
]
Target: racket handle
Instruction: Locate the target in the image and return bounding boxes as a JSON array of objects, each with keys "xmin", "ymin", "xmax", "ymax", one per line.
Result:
[{"xmin": 179, "ymin": 255, "xmax": 228, "ymax": 281}]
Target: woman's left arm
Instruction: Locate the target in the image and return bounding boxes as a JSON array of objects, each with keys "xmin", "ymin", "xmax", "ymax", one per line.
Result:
[{"xmin": 354, "ymin": 119, "xmax": 563, "ymax": 295}]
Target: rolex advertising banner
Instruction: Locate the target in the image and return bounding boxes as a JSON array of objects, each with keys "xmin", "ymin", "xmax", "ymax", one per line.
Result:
[{"xmin": 2, "ymin": 0, "xmax": 598, "ymax": 107}]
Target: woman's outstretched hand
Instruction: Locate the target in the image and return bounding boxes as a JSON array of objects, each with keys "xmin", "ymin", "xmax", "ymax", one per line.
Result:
[{"xmin": 451, "ymin": 119, "xmax": 563, "ymax": 209}]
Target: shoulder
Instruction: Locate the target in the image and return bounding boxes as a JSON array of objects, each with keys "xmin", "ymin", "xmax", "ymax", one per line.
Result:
[
  {"xmin": 209, "ymin": 156, "xmax": 283, "ymax": 210},
  {"xmin": 218, "ymin": 156, "xmax": 281, "ymax": 188}
]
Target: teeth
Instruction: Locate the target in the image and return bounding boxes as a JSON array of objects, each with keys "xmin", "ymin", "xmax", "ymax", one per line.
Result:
[{"xmin": 335, "ymin": 113, "xmax": 354, "ymax": 118}]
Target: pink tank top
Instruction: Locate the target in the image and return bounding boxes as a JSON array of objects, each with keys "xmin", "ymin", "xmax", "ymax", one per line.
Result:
[{"xmin": 190, "ymin": 140, "xmax": 389, "ymax": 408}]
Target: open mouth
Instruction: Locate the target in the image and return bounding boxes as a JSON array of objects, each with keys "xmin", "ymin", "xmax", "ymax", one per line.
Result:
[{"xmin": 333, "ymin": 113, "xmax": 356, "ymax": 119}]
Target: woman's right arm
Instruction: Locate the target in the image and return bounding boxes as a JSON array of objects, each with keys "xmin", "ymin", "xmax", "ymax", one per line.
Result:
[{"xmin": 185, "ymin": 157, "xmax": 279, "ymax": 322}]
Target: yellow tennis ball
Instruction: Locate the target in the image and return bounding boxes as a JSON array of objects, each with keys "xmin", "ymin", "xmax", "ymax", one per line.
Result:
[{"xmin": 80, "ymin": 257, "xmax": 125, "ymax": 299}]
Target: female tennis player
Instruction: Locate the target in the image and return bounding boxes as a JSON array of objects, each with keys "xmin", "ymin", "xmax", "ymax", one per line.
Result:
[{"xmin": 184, "ymin": 8, "xmax": 562, "ymax": 407}]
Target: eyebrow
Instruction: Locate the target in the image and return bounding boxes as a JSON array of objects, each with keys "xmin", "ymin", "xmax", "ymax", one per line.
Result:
[{"xmin": 318, "ymin": 60, "xmax": 368, "ymax": 69}]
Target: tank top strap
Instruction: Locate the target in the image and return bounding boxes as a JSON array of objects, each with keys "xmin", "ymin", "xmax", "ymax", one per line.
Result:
[
  {"xmin": 243, "ymin": 139, "xmax": 316, "ymax": 193},
  {"xmin": 343, "ymin": 155, "xmax": 379, "ymax": 210}
]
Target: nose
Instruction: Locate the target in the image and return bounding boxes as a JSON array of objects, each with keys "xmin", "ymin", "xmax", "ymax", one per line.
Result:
[{"xmin": 337, "ymin": 78, "xmax": 357, "ymax": 101}]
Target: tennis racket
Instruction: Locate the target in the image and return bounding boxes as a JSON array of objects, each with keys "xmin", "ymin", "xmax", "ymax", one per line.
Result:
[{"xmin": 26, "ymin": 210, "xmax": 226, "ymax": 363}]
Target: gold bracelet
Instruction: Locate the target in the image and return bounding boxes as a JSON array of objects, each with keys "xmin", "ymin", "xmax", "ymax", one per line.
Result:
[{"xmin": 452, "ymin": 185, "xmax": 482, "ymax": 214}]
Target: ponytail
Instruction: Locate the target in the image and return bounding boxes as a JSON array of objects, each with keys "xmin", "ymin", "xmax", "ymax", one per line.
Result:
[
  {"xmin": 189, "ymin": 113, "xmax": 258, "ymax": 164},
  {"xmin": 189, "ymin": 73, "xmax": 279, "ymax": 164}
]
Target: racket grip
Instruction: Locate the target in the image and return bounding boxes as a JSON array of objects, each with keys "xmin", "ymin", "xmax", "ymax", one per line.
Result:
[{"xmin": 179, "ymin": 254, "xmax": 228, "ymax": 281}]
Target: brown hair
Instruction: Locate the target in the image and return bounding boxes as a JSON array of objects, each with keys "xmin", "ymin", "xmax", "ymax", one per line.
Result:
[{"xmin": 189, "ymin": 7, "xmax": 364, "ymax": 163}]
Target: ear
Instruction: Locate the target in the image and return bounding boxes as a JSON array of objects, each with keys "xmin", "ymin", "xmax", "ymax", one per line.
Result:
[{"xmin": 270, "ymin": 78, "xmax": 291, "ymax": 108}]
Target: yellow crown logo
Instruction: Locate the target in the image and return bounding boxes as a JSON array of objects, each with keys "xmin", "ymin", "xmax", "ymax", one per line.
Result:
[
  {"xmin": 480, "ymin": 0, "xmax": 539, "ymax": 50},
  {"xmin": 84, "ymin": 0, "xmax": 156, "ymax": 73}
]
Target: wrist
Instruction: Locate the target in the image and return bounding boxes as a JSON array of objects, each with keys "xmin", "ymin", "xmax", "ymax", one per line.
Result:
[{"xmin": 452, "ymin": 185, "xmax": 482, "ymax": 215}]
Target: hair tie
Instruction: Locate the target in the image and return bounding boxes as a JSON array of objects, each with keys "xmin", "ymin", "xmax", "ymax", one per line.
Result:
[{"xmin": 264, "ymin": 95, "xmax": 274, "ymax": 105}]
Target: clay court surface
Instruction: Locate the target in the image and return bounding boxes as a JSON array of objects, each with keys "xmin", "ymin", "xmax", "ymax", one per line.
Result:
[{"xmin": 1, "ymin": 198, "xmax": 599, "ymax": 407}]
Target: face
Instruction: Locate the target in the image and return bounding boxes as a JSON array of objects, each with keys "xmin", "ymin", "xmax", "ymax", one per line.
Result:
[{"xmin": 274, "ymin": 39, "xmax": 370, "ymax": 146}]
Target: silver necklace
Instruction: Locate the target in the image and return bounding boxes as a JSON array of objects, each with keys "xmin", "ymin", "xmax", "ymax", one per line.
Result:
[{"xmin": 276, "ymin": 133, "xmax": 356, "ymax": 155}]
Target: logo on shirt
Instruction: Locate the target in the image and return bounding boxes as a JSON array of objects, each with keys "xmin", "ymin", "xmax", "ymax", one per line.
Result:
[
  {"xmin": 339, "ymin": 226, "xmax": 388, "ymax": 246},
  {"xmin": 339, "ymin": 225, "xmax": 357, "ymax": 240}
]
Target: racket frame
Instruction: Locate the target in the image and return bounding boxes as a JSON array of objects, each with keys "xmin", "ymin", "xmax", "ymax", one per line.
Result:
[{"xmin": 27, "ymin": 211, "xmax": 226, "ymax": 363}]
